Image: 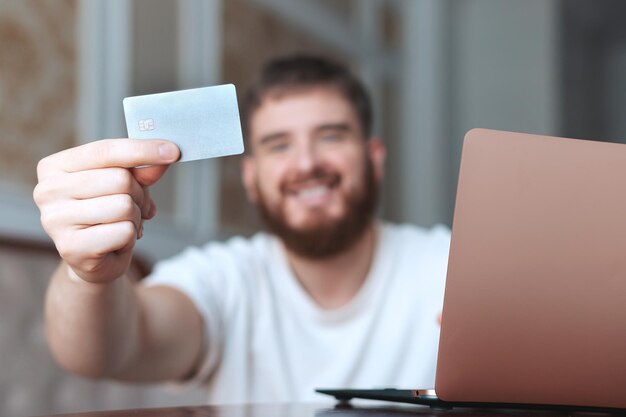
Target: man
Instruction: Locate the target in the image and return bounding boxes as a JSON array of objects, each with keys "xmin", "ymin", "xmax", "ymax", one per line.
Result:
[{"xmin": 33, "ymin": 55, "xmax": 450, "ymax": 403}]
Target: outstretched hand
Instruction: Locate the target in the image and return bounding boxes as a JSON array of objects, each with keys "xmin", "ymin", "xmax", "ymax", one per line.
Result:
[{"xmin": 34, "ymin": 139, "xmax": 180, "ymax": 283}]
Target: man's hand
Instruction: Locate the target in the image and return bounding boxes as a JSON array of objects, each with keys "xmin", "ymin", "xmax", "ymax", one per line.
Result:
[{"xmin": 34, "ymin": 139, "xmax": 179, "ymax": 283}]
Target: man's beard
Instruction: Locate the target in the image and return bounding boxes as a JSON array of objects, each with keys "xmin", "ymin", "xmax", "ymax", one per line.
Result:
[{"xmin": 255, "ymin": 157, "xmax": 379, "ymax": 260}]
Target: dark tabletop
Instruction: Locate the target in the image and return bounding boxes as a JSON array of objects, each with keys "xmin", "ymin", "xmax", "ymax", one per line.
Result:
[{"xmin": 39, "ymin": 403, "xmax": 624, "ymax": 417}]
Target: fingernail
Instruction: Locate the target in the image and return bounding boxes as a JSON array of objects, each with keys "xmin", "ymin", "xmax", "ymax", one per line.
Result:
[{"xmin": 158, "ymin": 143, "xmax": 178, "ymax": 161}]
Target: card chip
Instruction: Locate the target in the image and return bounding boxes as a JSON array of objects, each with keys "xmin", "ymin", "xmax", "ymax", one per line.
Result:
[{"xmin": 138, "ymin": 119, "xmax": 155, "ymax": 131}]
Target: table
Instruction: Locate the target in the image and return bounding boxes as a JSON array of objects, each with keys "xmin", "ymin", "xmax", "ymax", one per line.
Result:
[{"xmin": 42, "ymin": 402, "xmax": 623, "ymax": 417}]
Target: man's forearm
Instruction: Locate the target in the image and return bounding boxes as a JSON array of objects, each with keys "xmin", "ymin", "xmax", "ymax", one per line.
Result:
[{"xmin": 45, "ymin": 261, "xmax": 141, "ymax": 378}]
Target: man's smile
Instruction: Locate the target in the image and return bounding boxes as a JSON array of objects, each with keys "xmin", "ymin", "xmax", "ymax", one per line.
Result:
[{"xmin": 282, "ymin": 175, "xmax": 341, "ymax": 207}]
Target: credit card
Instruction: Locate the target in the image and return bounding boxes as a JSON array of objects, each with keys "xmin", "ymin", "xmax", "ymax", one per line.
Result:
[{"xmin": 123, "ymin": 84, "xmax": 244, "ymax": 162}]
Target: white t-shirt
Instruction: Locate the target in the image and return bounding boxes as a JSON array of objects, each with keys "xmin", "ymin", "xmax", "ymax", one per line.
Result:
[{"xmin": 144, "ymin": 222, "xmax": 450, "ymax": 404}]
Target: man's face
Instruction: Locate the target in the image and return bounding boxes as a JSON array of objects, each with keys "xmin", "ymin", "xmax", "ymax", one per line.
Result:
[{"xmin": 242, "ymin": 87, "xmax": 385, "ymax": 258}]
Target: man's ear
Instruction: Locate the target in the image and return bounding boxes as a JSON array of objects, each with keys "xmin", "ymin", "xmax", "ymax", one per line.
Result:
[
  {"xmin": 367, "ymin": 137, "xmax": 386, "ymax": 182},
  {"xmin": 241, "ymin": 155, "xmax": 259, "ymax": 203}
]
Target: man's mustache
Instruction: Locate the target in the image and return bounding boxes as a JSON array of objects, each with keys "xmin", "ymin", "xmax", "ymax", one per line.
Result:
[{"xmin": 279, "ymin": 167, "xmax": 341, "ymax": 191}]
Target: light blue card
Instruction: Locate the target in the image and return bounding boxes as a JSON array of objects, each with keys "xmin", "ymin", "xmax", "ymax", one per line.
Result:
[{"xmin": 123, "ymin": 84, "xmax": 244, "ymax": 162}]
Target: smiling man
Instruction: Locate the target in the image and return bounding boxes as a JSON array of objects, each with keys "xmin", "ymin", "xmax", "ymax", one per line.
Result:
[{"xmin": 34, "ymin": 55, "xmax": 450, "ymax": 404}]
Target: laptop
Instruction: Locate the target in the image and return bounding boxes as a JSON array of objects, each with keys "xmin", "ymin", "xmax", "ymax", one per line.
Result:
[{"xmin": 317, "ymin": 128, "xmax": 626, "ymax": 412}]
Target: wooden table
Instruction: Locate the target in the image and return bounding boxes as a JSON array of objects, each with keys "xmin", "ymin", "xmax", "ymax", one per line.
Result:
[{"xmin": 41, "ymin": 402, "xmax": 623, "ymax": 417}]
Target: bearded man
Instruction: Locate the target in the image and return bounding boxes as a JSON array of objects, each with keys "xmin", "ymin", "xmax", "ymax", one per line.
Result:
[{"xmin": 34, "ymin": 55, "xmax": 450, "ymax": 404}]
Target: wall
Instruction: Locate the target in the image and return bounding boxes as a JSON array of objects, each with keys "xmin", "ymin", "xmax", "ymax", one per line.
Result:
[
  {"xmin": 0, "ymin": 0, "xmax": 78, "ymax": 244},
  {"xmin": 0, "ymin": 1, "xmax": 76, "ymax": 190}
]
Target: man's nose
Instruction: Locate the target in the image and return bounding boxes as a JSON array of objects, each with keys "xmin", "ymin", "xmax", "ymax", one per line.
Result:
[{"xmin": 293, "ymin": 142, "xmax": 319, "ymax": 173}]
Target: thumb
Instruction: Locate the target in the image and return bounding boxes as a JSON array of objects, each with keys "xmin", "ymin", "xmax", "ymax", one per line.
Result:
[{"xmin": 131, "ymin": 164, "xmax": 172, "ymax": 187}]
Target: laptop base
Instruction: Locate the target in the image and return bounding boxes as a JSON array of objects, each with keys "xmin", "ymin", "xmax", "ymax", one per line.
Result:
[
  {"xmin": 316, "ymin": 389, "xmax": 451, "ymax": 410},
  {"xmin": 316, "ymin": 388, "xmax": 626, "ymax": 414}
]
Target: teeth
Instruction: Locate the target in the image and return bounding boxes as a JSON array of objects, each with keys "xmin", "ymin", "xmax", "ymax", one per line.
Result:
[{"xmin": 297, "ymin": 185, "xmax": 329, "ymax": 199}]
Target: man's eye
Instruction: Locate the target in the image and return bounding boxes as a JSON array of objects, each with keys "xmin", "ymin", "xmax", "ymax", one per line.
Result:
[
  {"xmin": 321, "ymin": 134, "xmax": 342, "ymax": 142},
  {"xmin": 269, "ymin": 143, "xmax": 289, "ymax": 152}
]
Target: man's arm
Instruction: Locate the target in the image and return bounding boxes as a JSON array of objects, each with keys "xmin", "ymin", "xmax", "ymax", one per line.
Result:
[
  {"xmin": 35, "ymin": 139, "xmax": 203, "ymax": 381},
  {"xmin": 45, "ymin": 262, "xmax": 204, "ymax": 381}
]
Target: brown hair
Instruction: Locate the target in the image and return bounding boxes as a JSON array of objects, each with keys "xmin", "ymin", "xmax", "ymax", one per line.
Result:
[{"xmin": 242, "ymin": 54, "xmax": 373, "ymax": 141}]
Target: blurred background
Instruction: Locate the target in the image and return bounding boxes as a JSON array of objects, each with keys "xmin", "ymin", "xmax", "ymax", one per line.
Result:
[{"xmin": 1, "ymin": 0, "xmax": 625, "ymax": 415}]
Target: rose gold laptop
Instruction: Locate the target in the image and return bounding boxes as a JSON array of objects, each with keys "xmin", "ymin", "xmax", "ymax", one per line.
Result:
[{"xmin": 318, "ymin": 129, "xmax": 626, "ymax": 412}]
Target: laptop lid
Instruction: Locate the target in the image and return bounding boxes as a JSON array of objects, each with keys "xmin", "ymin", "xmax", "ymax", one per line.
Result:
[{"xmin": 436, "ymin": 129, "xmax": 626, "ymax": 409}]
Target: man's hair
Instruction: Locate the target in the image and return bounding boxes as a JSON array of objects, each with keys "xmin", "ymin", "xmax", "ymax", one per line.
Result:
[{"xmin": 242, "ymin": 54, "xmax": 373, "ymax": 140}]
